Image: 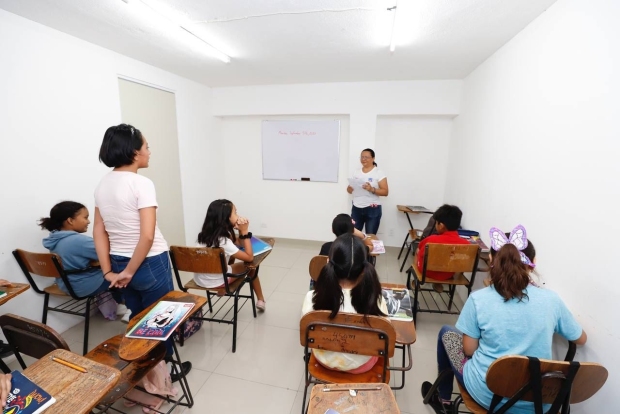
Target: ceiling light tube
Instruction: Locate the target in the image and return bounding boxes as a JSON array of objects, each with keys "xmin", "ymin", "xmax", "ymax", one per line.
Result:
[
  {"xmin": 389, "ymin": 2, "xmax": 398, "ymax": 53},
  {"xmin": 125, "ymin": 0, "xmax": 231, "ymax": 63}
]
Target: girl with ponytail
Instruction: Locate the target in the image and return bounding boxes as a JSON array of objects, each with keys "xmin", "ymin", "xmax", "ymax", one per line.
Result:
[
  {"xmin": 301, "ymin": 233, "xmax": 387, "ymax": 373},
  {"xmin": 422, "ymin": 225, "xmax": 587, "ymax": 414}
]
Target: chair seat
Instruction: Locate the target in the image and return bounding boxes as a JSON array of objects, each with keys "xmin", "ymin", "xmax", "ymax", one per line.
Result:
[
  {"xmin": 183, "ymin": 277, "xmax": 245, "ymax": 295},
  {"xmin": 86, "ymin": 334, "xmax": 166, "ymax": 406},
  {"xmin": 308, "ymin": 353, "xmax": 390, "ymax": 384},
  {"xmin": 457, "ymin": 382, "xmax": 486, "ymax": 414},
  {"xmin": 413, "ymin": 266, "xmax": 470, "ymax": 286},
  {"xmin": 43, "ymin": 284, "xmax": 70, "ymax": 296}
]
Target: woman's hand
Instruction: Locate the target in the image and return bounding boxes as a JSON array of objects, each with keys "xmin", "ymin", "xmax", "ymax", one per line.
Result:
[
  {"xmin": 0, "ymin": 279, "xmax": 12, "ymax": 287},
  {"xmin": 0, "ymin": 373, "xmax": 11, "ymax": 408},
  {"xmin": 361, "ymin": 182, "xmax": 374, "ymax": 193},
  {"xmin": 109, "ymin": 271, "xmax": 134, "ymax": 289}
]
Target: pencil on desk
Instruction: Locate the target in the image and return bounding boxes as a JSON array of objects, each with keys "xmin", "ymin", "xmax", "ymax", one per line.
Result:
[{"xmin": 52, "ymin": 356, "xmax": 88, "ymax": 373}]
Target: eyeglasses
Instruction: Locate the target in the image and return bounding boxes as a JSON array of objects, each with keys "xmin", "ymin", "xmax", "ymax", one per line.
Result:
[{"xmin": 360, "ymin": 156, "xmax": 373, "ymax": 160}]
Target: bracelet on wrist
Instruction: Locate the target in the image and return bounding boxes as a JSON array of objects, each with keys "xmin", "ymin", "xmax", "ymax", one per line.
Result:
[{"xmin": 103, "ymin": 270, "xmax": 113, "ymax": 277}]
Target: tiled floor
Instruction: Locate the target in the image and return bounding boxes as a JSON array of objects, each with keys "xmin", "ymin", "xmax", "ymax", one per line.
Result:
[{"xmin": 8, "ymin": 238, "xmax": 463, "ymax": 414}]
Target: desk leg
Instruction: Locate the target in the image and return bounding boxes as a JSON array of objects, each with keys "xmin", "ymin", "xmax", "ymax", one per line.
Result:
[
  {"xmin": 169, "ymin": 342, "xmax": 194, "ymax": 408},
  {"xmin": 398, "ymin": 212, "xmax": 415, "ymax": 259}
]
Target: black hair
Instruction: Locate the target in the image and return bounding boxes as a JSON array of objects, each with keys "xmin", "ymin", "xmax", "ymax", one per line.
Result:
[
  {"xmin": 432, "ymin": 204, "xmax": 462, "ymax": 231},
  {"xmin": 99, "ymin": 124, "xmax": 144, "ymax": 168},
  {"xmin": 39, "ymin": 201, "xmax": 86, "ymax": 232},
  {"xmin": 362, "ymin": 148, "xmax": 377, "ymax": 167},
  {"xmin": 332, "ymin": 214, "xmax": 354, "ymax": 237},
  {"xmin": 313, "ymin": 233, "xmax": 385, "ymax": 319},
  {"xmin": 197, "ymin": 199, "xmax": 236, "ymax": 247}
]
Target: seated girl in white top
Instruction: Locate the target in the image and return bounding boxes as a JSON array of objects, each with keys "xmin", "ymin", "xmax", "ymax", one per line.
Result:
[
  {"xmin": 301, "ymin": 233, "xmax": 388, "ymax": 374},
  {"xmin": 193, "ymin": 199, "xmax": 267, "ymax": 312}
]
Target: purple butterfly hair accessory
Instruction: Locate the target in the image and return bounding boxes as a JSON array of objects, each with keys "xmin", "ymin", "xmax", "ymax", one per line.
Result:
[{"xmin": 489, "ymin": 225, "xmax": 535, "ymax": 268}]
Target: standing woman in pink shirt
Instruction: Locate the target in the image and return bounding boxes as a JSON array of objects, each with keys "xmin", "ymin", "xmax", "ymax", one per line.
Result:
[{"xmin": 93, "ymin": 124, "xmax": 190, "ymax": 377}]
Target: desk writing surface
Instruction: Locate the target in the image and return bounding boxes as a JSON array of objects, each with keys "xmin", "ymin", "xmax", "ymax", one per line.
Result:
[
  {"xmin": 308, "ymin": 383, "xmax": 400, "ymax": 414},
  {"xmin": 246, "ymin": 237, "xmax": 275, "ymax": 268},
  {"xmin": 23, "ymin": 349, "xmax": 120, "ymax": 414},
  {"xmin": 119, "ymin": 291, "xmax": 207, "ymax": 361},
  {"xmin": 0, "ymin": 283, "xmax": 29, "ymax": 306}
]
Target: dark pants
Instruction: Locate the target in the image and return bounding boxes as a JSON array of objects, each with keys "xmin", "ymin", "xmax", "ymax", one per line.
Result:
[
  {"xmin": 351, "ymin": 204, "xmax": 382, "ymax": 235},
  {"xmin": 111, "ymin": 251, "xmax": 174, "ymax": 355},
  {"xmin": 437, "ymin": 325, "xmax": 467, "ymax": 400}
]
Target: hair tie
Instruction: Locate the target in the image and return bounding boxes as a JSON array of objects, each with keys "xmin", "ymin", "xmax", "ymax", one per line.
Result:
[{"xmin": 489, "ymin": 225, "xmax": 535, "ymax": 268}]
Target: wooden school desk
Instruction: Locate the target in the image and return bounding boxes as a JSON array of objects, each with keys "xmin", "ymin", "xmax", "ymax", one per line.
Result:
[
  {"xmin": 307, "ymin": 383, "xmax": 400, "ymax": 414},
  {"xmin": 0, "ymin": 282, "xmax": 29, "ymax": 307},
  {"xmin": 117, "ymin": 291, "xmax": 207, "ymax": 409},
  {"xmin": 396, "ymin": 205, "xmax": 433, "ymax": 259},
  {"xmin": 22, "ymin": 349, "xmax": 120, "ymax": 414}
]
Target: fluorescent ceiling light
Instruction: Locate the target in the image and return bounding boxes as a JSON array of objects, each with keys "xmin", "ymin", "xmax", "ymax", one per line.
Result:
[
  {"xmin": 122, "ymin": 0, "xmax": 231, "ymax": 63},
  {"xmin": 389, "ymin": 3, "xmax": 398, "ymax": 53}
]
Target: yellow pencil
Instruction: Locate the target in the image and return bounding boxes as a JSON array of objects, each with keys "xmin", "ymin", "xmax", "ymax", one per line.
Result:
[{"xmin": 52, "ymin": 356, "xmax": 88, "ymax": 373}]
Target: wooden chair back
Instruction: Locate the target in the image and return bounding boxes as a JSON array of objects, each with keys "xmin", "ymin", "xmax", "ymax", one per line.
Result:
[
  {"xmin": 169, "ymin": 246, "xmax": 227, "ymax": 274},
  {"xmin": 308, "ymin": 255, "xmax": 328, "ymax": 282},
  {"xmin": 0, "ymin": 313, "xmax": 69, "ymax": 368},
  {"xmin": 487, "ymin": 355, "xmax": 608, "ymax": 409},
  {"xmin": 13, "ymin": 249, "xmax": 63, "ymax": 278},
  {"xmin": 300, "ymin": 310, "xmax": 396, "ymax": 358},
  {"xmin": 422, "ymin": 243, "xmax": 480, "ymax": 273}
]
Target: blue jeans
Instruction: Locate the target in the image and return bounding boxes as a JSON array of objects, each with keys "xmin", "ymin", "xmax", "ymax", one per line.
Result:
[
  {"xmin": 110, "ymin": 251, "xmax": 174, "ymax": 354},
  {"xmin": 351, "ymin": 204, "xmax": 382, "ymax": 235},
  {"xmin": 437, "ymin": 325, "xmax": 467, "ymax": 400}
]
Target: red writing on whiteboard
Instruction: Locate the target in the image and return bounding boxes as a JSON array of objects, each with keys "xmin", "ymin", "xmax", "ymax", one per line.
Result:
[{"xmin": 277, "ymin": 131, "xmax": 317, "ymax": 136}]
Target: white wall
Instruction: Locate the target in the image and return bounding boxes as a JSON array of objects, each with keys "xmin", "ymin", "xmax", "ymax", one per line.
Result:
[
  {"xmin": 0, "ymin": 9, "xmax": 214, "ymax": 333},
  {"xmin": 212, "ymin": 81, "xmax": 462, "ymax": 244},
  {"xmin": 445, "ymin": 0, "xmax": 619, "ymax": 410}
]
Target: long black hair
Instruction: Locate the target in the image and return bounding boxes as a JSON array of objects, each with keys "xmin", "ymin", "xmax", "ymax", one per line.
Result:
[
  {"xmin": 197, "ymin": 199, "xmax": 236, "ymax": 247},
  {"xmin": 38, "ymin": 201, "xmax": 86, "ymax": 232},
  {"xmin": 313, "ymin": 233, "xmax": 385, "ymax": 319}
]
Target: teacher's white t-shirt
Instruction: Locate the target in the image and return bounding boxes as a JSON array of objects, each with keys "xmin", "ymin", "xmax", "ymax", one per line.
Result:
[{"xmin": 350, "ymin": 167, "xmax": 386, "ymax": 208}]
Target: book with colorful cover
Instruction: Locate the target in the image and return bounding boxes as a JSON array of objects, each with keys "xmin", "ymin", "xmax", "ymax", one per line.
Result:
[
  {"xmin": 125, "ymin": 301, "xmax": 195, "ymax": 341},
  {"xmin": 240, "ymin": 236, "xmax": 273, "ymax": 256},
  {"xmin": 3, "ymin": 370, "xmax": 56, "ymax": 414},
  {"xmin": 0, "ymin": 291, "xmax": 6, "ymax": 299},
  {"xmin": 371, "ymin": 240, "xmax": 385, "ymax": 254},
  {"xmin": 381, "ymin": 288, "xmax": 413, "ymax": 321}
]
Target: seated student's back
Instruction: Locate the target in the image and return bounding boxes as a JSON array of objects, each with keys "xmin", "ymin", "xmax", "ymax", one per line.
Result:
[{"xmin": 415, "ymin": 204, "xmax": 470, "ymax": 281}]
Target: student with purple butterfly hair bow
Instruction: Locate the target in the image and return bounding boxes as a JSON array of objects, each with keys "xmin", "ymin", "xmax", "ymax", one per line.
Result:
[{"xmin": 422, "ymin": 225, "xmax": 587, "ymax": 414}]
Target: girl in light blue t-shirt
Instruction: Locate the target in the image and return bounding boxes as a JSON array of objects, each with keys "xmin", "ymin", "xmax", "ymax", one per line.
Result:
[{"xmin": 422, "ymin": 225, "xmax": 587, "ymax": 414}]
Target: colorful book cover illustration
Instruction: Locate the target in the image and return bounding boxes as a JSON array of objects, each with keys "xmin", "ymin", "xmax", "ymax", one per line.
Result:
[
  {"xmin": 460, "ymin": 235, "xmax": 490, "ymax": 252},
  {"xmin": 381, "ymin": 288, "xmax": 413, "ymax": 321},
  {"xmin": 3, "ymin": 371, "xmax": 55, "ymax": 414},
  {"xmin": 371, "ymin": 240, "xmax": 386, "ymax": 254},
  {"xmin": 240, "ymin": 236, "xmax": 273, "ymax": 256},
  {"xmin": 125, "ymin": 301, "xmax": 195, "ymax": 341}
]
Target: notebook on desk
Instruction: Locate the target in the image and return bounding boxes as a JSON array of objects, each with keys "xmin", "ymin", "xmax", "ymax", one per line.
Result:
[
  {"xmin": 406, "ymin": 206, "xmax": 433, "ymax": 214},
  {"xmin": 239, "ymin": 236, "xmax": 273, "ymax": 256},
  {"xmin": 381, "ymin": 288, "xmax": 413, "ymax": 322}
]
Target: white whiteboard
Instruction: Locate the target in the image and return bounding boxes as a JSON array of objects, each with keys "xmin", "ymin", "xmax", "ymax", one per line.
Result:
[{"xmin": 261, "ymin": 120, "xmax": 340, "ymax": 182}]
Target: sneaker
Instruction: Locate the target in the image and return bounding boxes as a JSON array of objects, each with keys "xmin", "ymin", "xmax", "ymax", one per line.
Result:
[
  {"xmin": 432, "ymin": 283, "xmax": 444, "ymax": 293},
  {"xmin": 170, "ymin": 361, "xmax": 192, "ymax": 383},
  {"xmin": 256, "ymin": 300, "xmax": 266, "ymax": 312},
  {"xmin": 116, "ymin": 304, "xmax": 128, "ymax": 316},
  {"xmin": 421, "ymin": 381, "xmax": 452, "ymax": 414},
  {"xmin": 121, "ymin": 309, "xmax": 132, "ymax": 324}
]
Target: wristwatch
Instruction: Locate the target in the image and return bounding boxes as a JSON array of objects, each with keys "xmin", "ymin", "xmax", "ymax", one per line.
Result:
[{"xmin": 239, "ymin": 232, "xmax": 252, "ymax": 239}]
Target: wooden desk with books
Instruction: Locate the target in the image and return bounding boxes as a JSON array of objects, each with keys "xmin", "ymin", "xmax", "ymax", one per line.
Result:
[
  {"xmin": 307, "ymin": 383, "xmax": 400, "ymax": 414},
  {"xmin": 0, "ymin": 282, "xmax": 29, "ymax": 306},
  {"xmin": 22, "ymin": 349, "xmax": 120, "ymax": 414},
  {"xmin": 396, "ymin": 205, "xmax": 433, "ymax": 260}
]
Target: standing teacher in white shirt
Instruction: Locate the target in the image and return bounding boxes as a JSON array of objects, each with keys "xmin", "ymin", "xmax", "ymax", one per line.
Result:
[{"xmin": 347, "ymin": 148, "xmax": 389, "ymax": 235}]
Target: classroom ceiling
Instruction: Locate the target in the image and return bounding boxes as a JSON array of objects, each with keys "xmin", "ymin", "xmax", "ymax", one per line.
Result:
[{"xmin": 0, "ymin": 0, "xmax": 557, "ymax": 87}]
